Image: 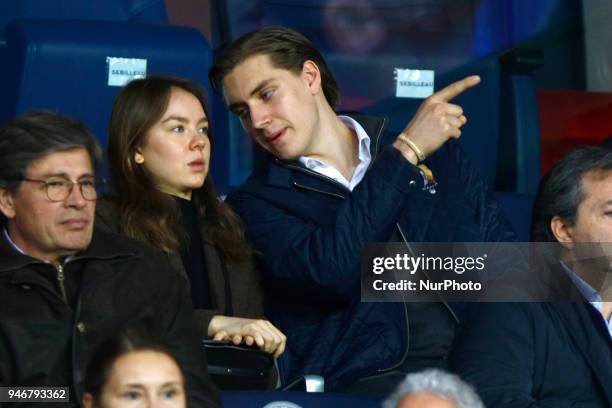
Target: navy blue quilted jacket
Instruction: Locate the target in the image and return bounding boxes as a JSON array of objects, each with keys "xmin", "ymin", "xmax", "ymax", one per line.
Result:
[{"xmin": 226, "ymin": 115, "xmax": 516, "ymax": 390}]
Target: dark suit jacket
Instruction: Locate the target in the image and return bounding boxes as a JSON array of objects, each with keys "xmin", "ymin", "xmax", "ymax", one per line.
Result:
[{"xmin": 450, "ymin": 302, "xmax": 612, "ymax": 407}]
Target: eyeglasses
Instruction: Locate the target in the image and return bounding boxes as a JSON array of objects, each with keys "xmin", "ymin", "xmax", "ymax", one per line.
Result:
[{"xmin": 22, "ymin": 177, "xmax": 100, "ymax": 202}]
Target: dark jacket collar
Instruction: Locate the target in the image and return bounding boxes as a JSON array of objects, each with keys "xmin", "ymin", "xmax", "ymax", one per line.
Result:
[
  {"xmin": 265, "ymin": 114, "xmax": 389, "ymax": 189},
  {"xmin": 0, "ymin": 228, "xmax": 135, "ymax": 274}
]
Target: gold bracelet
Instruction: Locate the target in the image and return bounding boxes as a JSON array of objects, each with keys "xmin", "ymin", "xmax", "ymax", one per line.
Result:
[
  {"xmin": 398, "ymin": 132, "xmax": 426, "ymax": 162},
  {"xmin": 418, "ymin": 163, "xmax": 436, "ymax": 185}
]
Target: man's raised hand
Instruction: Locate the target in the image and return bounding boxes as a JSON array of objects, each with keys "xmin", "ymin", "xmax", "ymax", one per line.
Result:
[{"xmin": 394, "ymin": 75, "xmax": 480, "ymax": 164}]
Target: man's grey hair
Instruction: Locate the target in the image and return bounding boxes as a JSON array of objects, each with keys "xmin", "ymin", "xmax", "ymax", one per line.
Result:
[{"xmin": 382, "ymin": 369, "xmax": 484, "ymax": 408}]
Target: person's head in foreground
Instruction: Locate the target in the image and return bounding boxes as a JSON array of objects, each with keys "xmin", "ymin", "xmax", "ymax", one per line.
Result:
[
  {"xmin": 383, "ymin": 369, "xmax": 484, "ymax": 408},
  {"xmin": 0, "ymin": 111, "xmax": 101, "ymax": 263},
  {"xmin": 108, "ymin": 74, "xmax": 249, "ymax": 258},
  {"xmin": 82, "ymin": 327, "xmax": 186, "ymax": 408}
]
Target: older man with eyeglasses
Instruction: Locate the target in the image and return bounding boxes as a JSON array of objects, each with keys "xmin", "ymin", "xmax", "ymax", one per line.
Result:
[{"xmin": 0, "ymin": 111, "xmax": 220, "ymax": 407}]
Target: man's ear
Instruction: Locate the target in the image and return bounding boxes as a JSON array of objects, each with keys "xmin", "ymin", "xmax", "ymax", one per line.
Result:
[
  {"xmin": 550, "ymin": 215, "xmax": 574, "ymax": 249},
  {"xmin": 0, "ymin": 187, "xmax": 16, "ymax": 220},
  {"xmin": 301, "ymin": 60, "xmax": 322, "ymax": 95}
]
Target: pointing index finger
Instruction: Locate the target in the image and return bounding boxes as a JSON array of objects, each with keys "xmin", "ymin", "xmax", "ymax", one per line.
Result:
[{"xmin": 430, "ymin": 75, "xmax": 481, "ymax": 103}]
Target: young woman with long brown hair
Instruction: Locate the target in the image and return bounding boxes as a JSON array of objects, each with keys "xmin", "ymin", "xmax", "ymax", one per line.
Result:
[{"xmin": 96, "ymin": 76, "xmax": 285, "ymax": 358}]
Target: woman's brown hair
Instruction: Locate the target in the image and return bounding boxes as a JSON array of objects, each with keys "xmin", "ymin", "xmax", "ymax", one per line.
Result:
[{"xmin": 107, "ymin": 75, "xmax": 250, "ymax": 260}]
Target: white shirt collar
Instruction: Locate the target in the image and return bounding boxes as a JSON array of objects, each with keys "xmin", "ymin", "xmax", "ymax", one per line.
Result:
[
  {"xmin": 298, "ymin": 115, "xmax": 372, "ymax": 191},
  {"xmin": 3, "ymin": 227, "xmax": 73, "ymax": 264},
  {"xmin": 3, "ymin": 227, "xmax": 26, "ymax": 255}
]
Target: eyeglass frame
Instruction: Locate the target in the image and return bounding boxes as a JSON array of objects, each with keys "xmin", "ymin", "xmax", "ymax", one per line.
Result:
[{"xmin": 20, "ymin": 176, "xmax": 102, "ymax": 202}]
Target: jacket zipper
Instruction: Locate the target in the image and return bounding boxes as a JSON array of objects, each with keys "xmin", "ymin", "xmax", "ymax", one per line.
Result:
[
  {"xmin": 71, "ymin": 295, "xmax": 84, "ymax": 398},
  {"xmin": 367, "ymin": 223, "xmax": 412, "ymax": 374},
  {"xmin": 293, "ymin": 182, "xmax": 346, "ymax": 199},
  {"xmin": 281, "ymin": 161, "xmax": 351, "ymax": 194},
  {"xmin": 396, "ymin": 224, "xmax": 459, "ymax": 324},
  {"xmin": 55, "ymin": 264, "xmax": 68, "ymax": 304}
]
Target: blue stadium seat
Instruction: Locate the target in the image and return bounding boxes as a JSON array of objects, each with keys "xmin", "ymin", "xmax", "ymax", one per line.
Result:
[
  {"xmin": 222, "ymin": 391, "xmax": 380, "ymax": 408},
  {"xmin": 0, "ymin": 20, "xmax": 232, "ymax": 187},
  {"xmin": 0, "ymin": 0, "xmax": 166, "ymax": 29},
  {"xmin": 493, "ymin": 192, "xmax": 535, "ymax": 241}
]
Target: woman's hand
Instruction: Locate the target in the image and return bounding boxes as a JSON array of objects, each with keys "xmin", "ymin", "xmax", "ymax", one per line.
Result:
[{"xmin": 208, "ymin": 315, "xmax": 286, "ymax": 358}]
